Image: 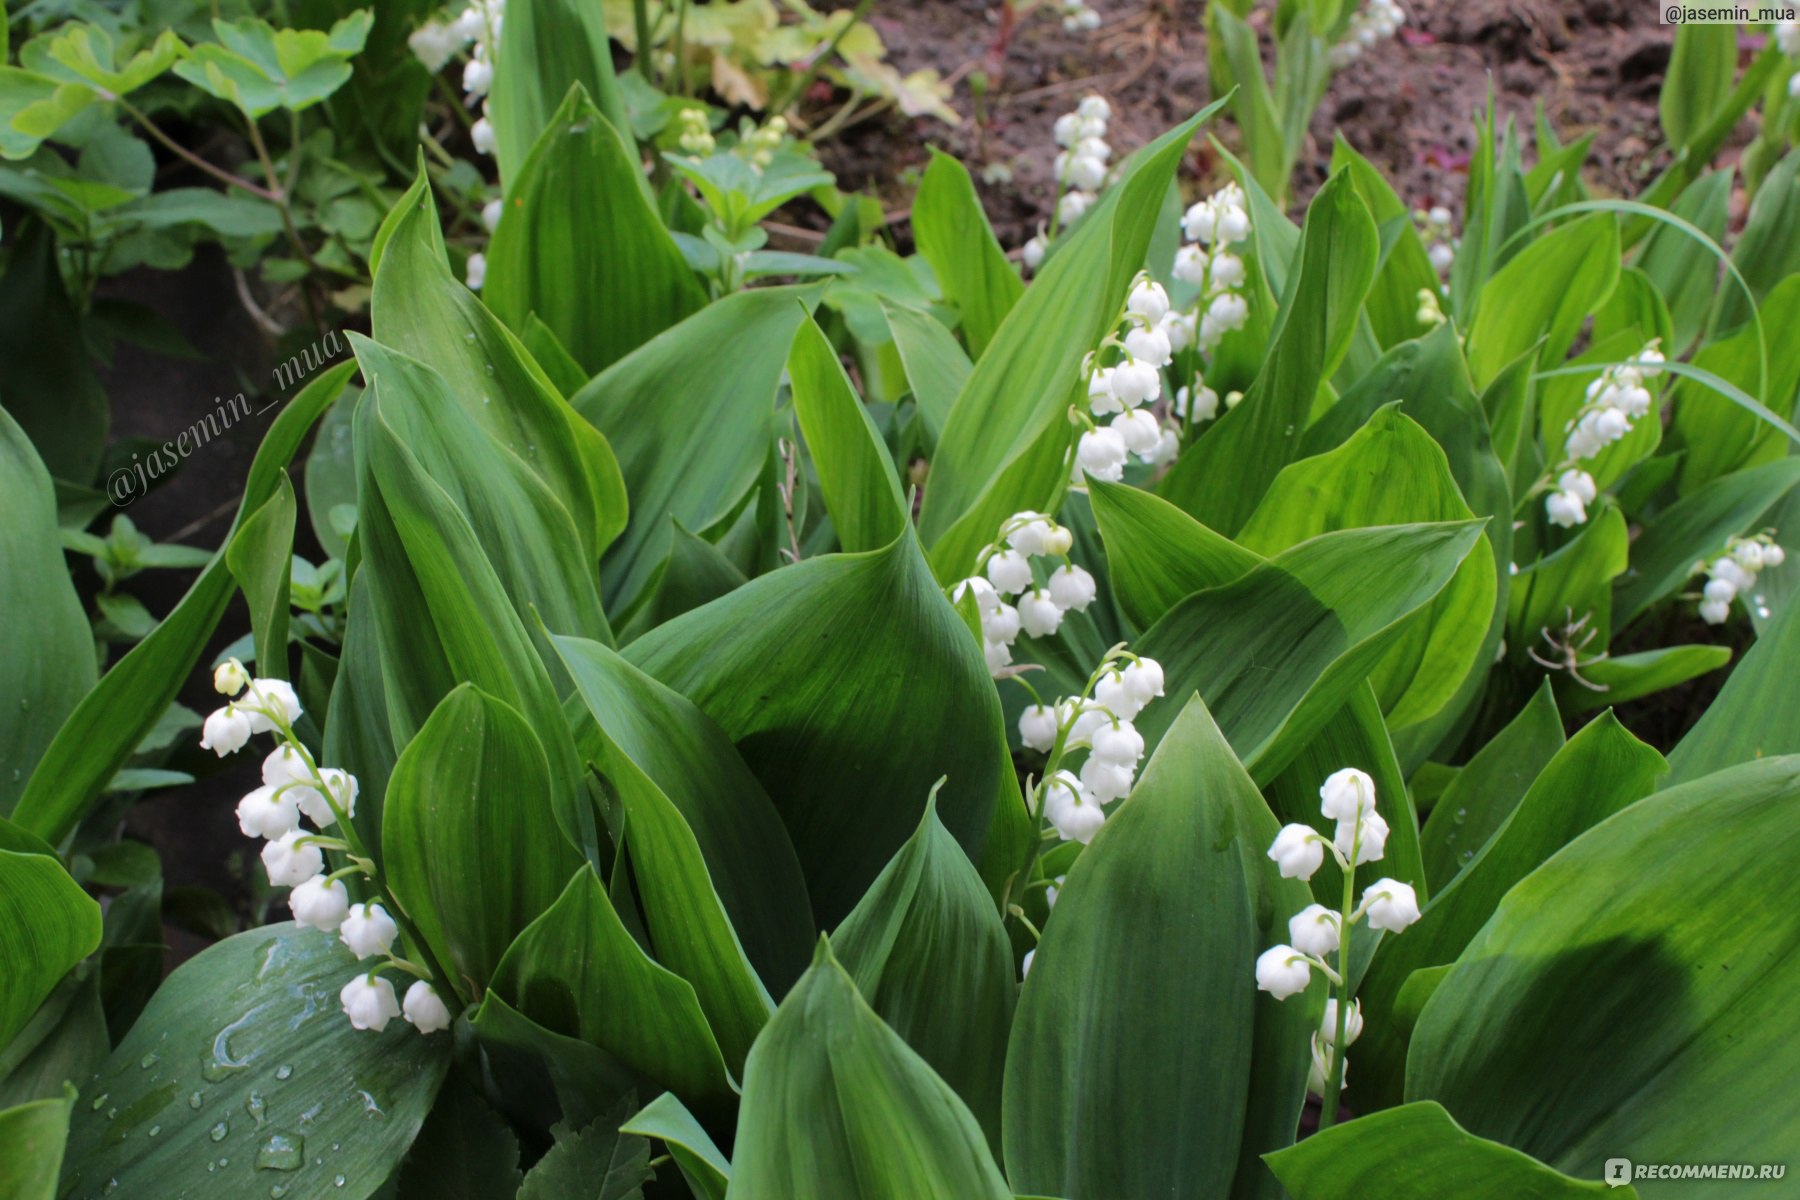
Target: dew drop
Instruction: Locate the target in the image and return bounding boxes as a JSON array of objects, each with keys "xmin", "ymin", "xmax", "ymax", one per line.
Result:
[
  {"xmin": 90, "ymin": 1093, "xmax": 109, "ymax": 1111},
  {"xmin": 139, "ymin": 1052, "xmax": 161, "ymax": 1070},
  {"xmin": 256, "ymin": 1133, "xmax": 305, "ymax": 1172},
  {"xmin": 274, "ymin": 1064, "xmax": 293, "ymax": 1081},
  {"xmin": 246, "ymin": 1092, "xmax": 268, "ymax": 1125},
  {"xmin": 270, "ymin": 1187, "xmax": 288, "ymax": 1199},
  {"xmin": 188, "ymin": 1091, "xmax": 204, "ymax": 1110},
  {"xmin": 1453, "ymin": 807, "xmax": 1467, "ymax": 825},
  {"xmin": 334, "ymin": 1176, "xmax": 346, "ymax": 1189},
  {"xmin": 102, "ymin": 1181, "xmax": 118, "ymax": 1196},
  {"xmin": 1460, "ymin": 849, "xmax": 1475, "ymax": 862},
  {"xmin": 147, "ymin": 1125, "xmax": 161, "ymax": 1137},
  {"xmin": 210, "ymin": 1121, "xmax": 231, "ymax": 1143}
]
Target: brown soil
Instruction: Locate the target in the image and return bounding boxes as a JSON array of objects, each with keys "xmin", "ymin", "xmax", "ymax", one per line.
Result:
[{"xmin": 821, "ymin": 0, "xmax": 1701, "ymax": 249}]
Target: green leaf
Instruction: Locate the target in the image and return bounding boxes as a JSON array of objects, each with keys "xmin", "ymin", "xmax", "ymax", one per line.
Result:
[
  {"xmin": 1003, "ymin": 697, "xmax": 1314, "ymax": 1200},
  {"xmin": 12, "ymin": 362, "xmax": 353, "ymax": 846},
  {"xmin": 173, "ymin": 12, "xmax": 372, "ymax": 116},
  {"xmin": 0, "ymin": 1086, "xmax": 74, "ymax": 1200},
  {"xmin": 920, "ymin": 104, "xmax": 1226, "ymax": 577},
  {"xmin": 1616, "ymin": 457, "xmax": 1800, "ymax": 627},
  {"xmin": 0, "ymin": 221, "xmax": 108, "ymax": 483},
  {"xmin": 1466, "ymin": 214, "xmax": 1619, "ymax": 388},
  {"xmin": 1210, "ymin": 7, "xmax": 1287, "ymax": 201},
  {"xmin": 1238, "ymin": 406, "xmax": 1496, "ymax": 731},
  {"xmin": 731, "ymin": 939, "xmax": 1012, "ymax": 1200},
  {"xmin": 225, "ymin": 472, "xmax": 296, "ymax": 679},
  {"xmin": 912, "ymin": 150, "xmax": 1023, "ymax": 360},
  {"xmin": 549, "ymin": 636, "xmax": 812, "ymax": 995},
  {"xmin": 517, "ymin": 1102, "xmax": 653, "ymax": 1200},
  {"xmin": 626, "ymin": 531, "xmax": 1008, "ymax": 925},
  {"xmin": 394, "ymin": 1078, "xmax": 522, "ymax": 1200},
  {"xmin": 1417, "ymin": 681, "xmax": 1564, "ymax": 889},
  {"xmin": 1672, "ymin": 274, "xmax": 1800, "ymax": 492},
  {"xmin": 1638, "ymin": 167, "xmax": 1731, "ymax": 354},
  {"xmin": 1558, "ymin": 644, "xmax": 1731, "ymax": 715},
  {"xmin": 42, "ymin": 24, "xmax": 183, "ymax": 96},
  {"xmin": 1088, "ymin": 477, "xmax": 1263, "ymax": 630},
  {"xmin": 1264, "ymin": 1101, "xmax": 1625, "ymax": 1199},
  {"xmin": 0, "ymin": 971, "xmax": 107, "ymax": 1110},
  {"xmin": 486, "ymin": 86, "xmax": 705, "ymax": 375},
  {"xmin": 789, "ymin": 312, "xmax": 907, "ymax": 553},
  {"xmin": 486, "ymin": 866, "xmax": 736, "ymax": 1112},
  {"xmin": 1134, "ymin": 522, "xmax": 1485, "ymax": 780},
  {"xmin": 383, "ymin": 684, "xmax": 580, "ymax": 995},
  {"xmin": 489, "ymin": 0, "xmax": 632, "ymax": 186},
  {"xmin": 0, "ymin": 852, "xmax": 100, "ymax": 1051},
  {"xmin": 833, "ymin": 797, "xmax": 1015, "ymax": 1147},
  {"xmin": 882, "ymin": 300, "xmax": 970, "ymax": 440},
  {"xmin": 1406, "ymin": 756, "xmax": 1800, "ymax": 1182},
  {"xmin": 1330, "ymin": 136, "xmax": 1443, "ymax": 348},
  {"xmin": 620, "ymin": 1092, "xmax": 730, "ymax": 1200},
  {"xmin": 1160, "ymin": 170, "xmax": 1382, "ymax": 535},
  {"xmin": 468, "ymin": 992, "xmax": 635, "ymax": 1134},
  {"xmin": 613, "ymin": 521, "xmax": 748, "ymax": 643},
  {"xmin": 572, "ymin": 286, "xmax": 815, "ymax": 612},
  {"xmin": 371, "ymin": 170, "xmax": 627, "ymax": 567},
  {"xmin": 1660, "ymin": 25, "xmax": 1736, "ymax": 153},
  {"xmin": 1359, "ymin": 712, "xmax": 1665, "ymax": 1110},
  {"xmin": 1665, "ymin": 597, "xmax": 1800, "ymax": 786},
  {"xmin": 0, "ymin": 409, "xmax": 94, "ymax": 818},
  {"xmin": 1713, "ymin": 148, "xmax": 1800, "ymax": 335},
  {"xmin": 60, "ymin": 923, "xmax": 449, "ymax": 1200},
  {"xmin": 1506, "ymin": 503, "xmax": 1630, "ymax": 665}
]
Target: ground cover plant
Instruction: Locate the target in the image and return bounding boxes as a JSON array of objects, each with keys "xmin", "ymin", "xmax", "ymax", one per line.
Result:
[{"xmin": 4, "ymin": 3, "xmax": 1800, "ymax": 1198}]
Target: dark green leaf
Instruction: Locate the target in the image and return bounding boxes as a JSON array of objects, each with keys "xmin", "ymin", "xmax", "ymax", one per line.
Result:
[
  {"xmin": 912, "ymin": 150, "xmax": 1023, "ymax": 360},
  {"xmin": 1088, "ymin": 477, "xmax": 1262, "ymax": 630},
  {"xmin": 0, "ymin": 1086, "xmax": 73, "ymax": 1200},
  {"xmin": 395, "ymin": 1077, "xmax": 522, "ymax": 1200},
  {"xmin": 517, "ymin": 1102, "xmax": 653, "ymax": 1200},
  {"xmin": 1665, "ymin": 596, "xmax": 1800, "ymax": 786},
  {"xmin": 0, "ymin": 221, "xmax": 108, "ymax": 482},
  {"xmin": 789, "ymin": 312, "xmax": 907, "ymax": 553},
  {"xmin": 225, "ymin": 471, "xmax": 296, "ymax": 679},
  {"xmin": 620, "ymin": 1092, "xmax": 730, "ymax": 1200},
  {"xmin": 0, "ymin": 852, "xmax": 100, "ymax": 1051}
]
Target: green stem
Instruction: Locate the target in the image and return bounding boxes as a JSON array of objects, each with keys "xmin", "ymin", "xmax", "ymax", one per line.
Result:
[
  {"xmin": 632, "ymin": 0, "xmax": 656, "ymax": 78},
  {"xmin": 116, "ymin": 99, "xmax": 278, "ymax": 201},
  {"xmin": 1317, "ymin": 819, "xmax": 1360, "ymax": 1130}
]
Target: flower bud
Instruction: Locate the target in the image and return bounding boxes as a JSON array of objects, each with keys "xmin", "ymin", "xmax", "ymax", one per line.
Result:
[
  {"xmin": 262, "ymin": 830, "xmax": 324, "ymax": 888},
  {"xmin": 1318, "ymin": 767, "xmax": 1375, "ymax": 822},
  {"xmin": 1043, "ymin": 523, "xmax": 1074, "ymax": 556},
  {"xmin": 1023, "ymin": 235, "xmax": 1047, "ymax": 270},
  {"xmin": 466, "ymin": 251, "xmax": 488, "ymax": 291},
  {"xmin": 341, "ymin": 902, "xmax": 399, "ymax": 959},
  {"xmin": 1289, "ymin": 904, "xmax": 1341, "ymax": 957},
  {"xmin": 1019, "ymin": 704, "xmax": 1060, "ymax": 753},
  {"xmin": 1006, "ymin": 514, "xmax": 1057, "ymax": 556},
  {"xmin": 340, "ymin": 974, "xmax": 401, "ymax": 1032},
  {"xmin": 1361, "ymin": 878, "xmax": 1422, "ymax": 932},
  {"xmin": 200, "ymin": 706, "xmax": 253, "ymax": 757},
  {"xmin": 462, "ymin": 57, "xmax": 492, "ymax": 96},
  {"xmin": 403, "ymin": 980, "xmax": 454, "ymax": 1033},
  {"xmin": 1047, "ymin": 564, "xmax": 1097, "ymax": 611},
  {"xmin": 213, "ymin": 660, "xmax": 248, "ymax": 696},
  {"xmin": 1764, "ymin": 543, "xmax": 1786, "ymax": 567},
  {"xmin": 471, "ymin": 116, "xmax": 496, "ymax": 156},
  {"xmin": 242, "ymin": 678, "xmax": 302, "ymax": 733},
  {"xmin": 289, "ymin": 876, "xmax": 350, "ymax": 932},
  {"xmin": 1268, "ymin": 823, "xmax": 1325, "ymax": 881},
  {"xmin": 236, "ymin": 785, "xmax": 301, "ymax": 841},
  {"xmin": 1320, "ymin": 998, "xmax": 1364, "ymax": 1046},
  {"xmin": 1732, "ymin": 541, "xmax": 1766, "ymax": 571},
  {"xmin": 1254, "ymin": 945, "xmax": 1312, "ymax": 1000},
  {"xmin": 1429, "ymin": 242, "xmax": 1455, "ymax": 273}
]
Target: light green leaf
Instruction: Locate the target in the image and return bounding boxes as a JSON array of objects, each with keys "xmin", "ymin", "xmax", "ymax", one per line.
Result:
[
  {"xmin": 0, "ymin": 1086, "xmax": 74, "ymax": 1200},
  {"xmin": 789, "ymin": 312, "xmax": 907, "ymax": 553},
  {"xmin": 173, "ymin": 11, "xmax": 372, "ymax": 116},
  {"xmin": 912, "ymin": 150, "xmax": 1023, "ymax": 360},
  {"xmin": 1466, "ymin": 214, "xmax": 1619, "ymax": 388},
  {"xmin": 881, "ymin": 300, "xmax": 970, "ymax": 440},
  {"xmin": 0, "ymin": 852, "xmax": 100, "ymax": 1051},
  {"xmin": 1558, "ymin": 645, "xmax": 1731, "ymax": 715},
  {"xmin": 1088, "ymin": 477, "xmax": 1263, "ymax": 630},
  {"xmin": 225, "ymin": 472, "xmax": 296, "ymax": 679},
  {"xmin": 1660, "ymin": 25, "xmax": 1737, "ymax": 153},
  {"xmin": 620, "ymin": 1092, "xmax": 730, "ymax": 1200},
  {"xmin": 489, "ymin": 0, "xmax": 634, "ymax": 186}
]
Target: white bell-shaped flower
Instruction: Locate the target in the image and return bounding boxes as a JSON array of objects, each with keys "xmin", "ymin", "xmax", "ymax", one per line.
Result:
[
  {"xmin": 1320, "ymin": 998, "xmax": 1363, "ymax": 1046},
  {"xmin": 462, "ymin": 56, "xmax": 492, "ymax": 96},
  {"xmin": 983, "ymin": 638, "xmax": 1013, "ymax": 675},
  {"xmin": 1318, "ymin": 767, "xmax": 1376, "ymax": 823},
  {"xmin": 1268, "ymin": 823, "xmax": 1326, "ymax": 881},
  {"xmin": 1698, "ymin": 598, "xmax": 1732, "ymax": 625},
  {"xmin": 200, "ymin": 706, "xmax": 253, "ymax": 757},
  {"xmin": 295, "ymin": 768, "xmax": 359, "ymax": 828},
  {"xmin": 1763, "ymin": 542, "xmax": 1786, "ymax": 567},
  {"xmin": 1545, "ymin": 489, "xmax": 1588, "ymax": 528},
  {"xmin": 236, "ymin": 785, "xmax": 301, "ymax": 841},
  {"xmin": 1006, "ymin": 513, "xmax": 1057, "ymax": 556},
  {"xmin": 1335, "ymin": 808, "xmax": 1389, "ymax": 866},
  {"xmin": 1216, "ymin": 205, "xmax": 1250, "ymax": 244},
  {"xmin": 1703, "ymin": 578, "xmax": 1738, "ymax": 605},
  {"xmin": 1089, "ymin": 719, "xmax": 1144, "ymax": 766},
  {"xmin": 1018, "ymin": 590, "xmax": 1065, "ymax": 638},
  {"xmin": 1711, "ymin": 557, "xmax": 1753, "ymax": 591},
  {"xmin": 403, "ymin": 980, "xmax": 454, "ymax": 1033},
  {"xmin": 1053, "ymin": 112, "xmax": 1082, "ymax": 147},
  {"xmin": 980, "ymin": 601, "xmax": 1022, "ymax": 646},
  {"xmin": 289, "ymin": 876, "xmax": 350, "ymax": 932},
  {"xmin": 1126, "ymin": 280, "xmax": 1170, "ymax": 323},
  {"xmin": 241, "ymin": 678, "xmax": 302, "ymax": 733},
  {"xmin": 262, "ymin": 744, "xmax": 310, "ymax": 788},
  {"xmin": 482, "ymin": 198, "xmax": 504, "ymax": 232},
  {"xmin": 262, "ymin": 830, "xmax": 324, "ymax": 888},
  {"xmin": 1142, "ymin": 428, "xmax": 1181, "ymax": 465},
  {"xmin": 1208, "ymin": 252, "xmax": 1246, "ymax": 290},
  {"xmin": 1088, "ymin": 366, "xmax": 1123, "ymax": 415},
  {"xmin": 340, "ymin": 974, "xmax": 401, "ymax": 1032},
  {"xmin": 471, "ymin": 116, "xmax": 497, "ymax": 156},
  {"xmin": 1076, "ymin": 94, "xmax": 1112, "ymax": 122},
  {"xmin": 1067, "ymin": 703, "xmax": 1111, "ymax": 746},
  {"xmin": 1173, "ymin": 244, "xmax": 1208, "ymax": 284},
  {"xmin": 1160, "ymin": 310, "xmax": 1196, "ymax": 354},
  {"xmin": 1079, "ymin": 755, "xmax": 1134, "ymax": 803},
  {"xmin": 213, "ymin": 660, "xmax": 248, "ymax": 696},
  {"xmin": 1019, "ymin": 704, "xmax": 1060, "ymax": 753},
  {"xmin": 1174, "ymin": 382, "xmax": 1220, "ymax": 422},
  {"xmin": 1075, "ymin": 427, "xmax": 1129, "ymax": 482},
  {"xmin": 1428, "ymin": 242, "xmax": 1455, "ymax": 273},
  {"xmin": 1362, "ymin": 878, "xmax": 1422, "ymax": 932},
  {"xmin": 1023, "ymin": 235, "xmax": 1048, "ymax": 270},
  {"xmin": 986, "ymin": 548, "xmax": 1034, "ymax": 595},
  {"xmin": 1110, "ymin": 360, "xmax": 1162, "ymax": 409},
  {"xmin": 1732, "ymin": 540, "xmax": 1766, "ymax": 571},
  {"xmin": 1112, "ymin": 410, "xmax": 1162, "ymax": 455},
  {"xmin": 1289, "ymin": 903, "xmax": 1341, "ymax": 957},
  {"xmin": 1206, "ymin": 291, "xmax": 1249, "ymax": 331},
  {"xmin": 340, "ymin": 902, "xmax": 399, "ymax": 960},
  {"xmin": 1255, "ymin": 945, "xmax": 1312, "ymax": 1000},
  {"xmin": 1123, "ymin": 323, "xmax": 1173, "ymax": 369},
  {"xmin": 1047, "ymin": 564, "xmax": 1097, "ymax": 611},
  {"xmin": 1092, "ymin": 669, "xmax": 1144, "ymax": 720},
  {"xmin": 953, "ymin": 576, "xmax": 999, "ymax": 608},
  {"xmin": 1066, "ymin": 153, "xmax": 1108, "ymax": 191},
  {"xmin": 1043, "ymin": 772, "xmax": 1106, "ymax": 843},
  {"xmin": 1121, "ymin": 657, "xmax": 1165, "ymax": 704},
  {"xmin": 1057, "ymin": 190, "xmax": 1092, "ymax": 225}
]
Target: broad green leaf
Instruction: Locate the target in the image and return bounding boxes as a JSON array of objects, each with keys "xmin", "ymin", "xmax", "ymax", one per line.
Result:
[
  {"xmin": 1359, "ymin": 713, "xmax": 1664, "ymax": 1110},
  {"xmin": 1637, "ymin": 167, "xmax": 1730, "ymax": 354},
  {"xmin": 1239, "ymin": 406, "xmax": 1496, "ymax": 731},
  {"xmin": 173, "ymin": 12, "xmax": 372, "ymax": 116},
  {"xmin": 468, "ymin": 992, "xmax": 635, "ymax": 1134},
  {"xmin": 60, "ymin": 923, "xmax": 448, "ymax": 1200},
  {"xmin": 1134, "ymin": 522, "xmax": 1485, "ymax": 781},
  {"xmin": 1406, "ymin": 756, "xmax": 1800, "ymax": 1186},
  {"xmin": 1003, "ymin": 697, "xmax": 1314, "ymax": 1200},
  {"xmin": 0, "ymin": 222, "xmax": 108, "ymax": 483},
  {"xmin": 1672, "ymin": 275, "xmax": 1800, "ymax": 492},
  {"xmin": 225, "ymin": 472, "xmax": 295, "ymax": 679},
  {"xmin": 1505, "ymin": 502, "xmax": 1629, "ymax": 679},
  {"xmin": 881, "ymin": 300, "xmax": 970, "ymax": 439},
  {"xmin": 833, "ymin": 797, "xmax": 1015, "ymax": 1147},
  {"xmin": 383, "ymin": 685, "xmax": 579, "ymax": 996},
  {"xmin": 41, "ymin": 24, "xmax": 182, "ymax": 95},
  {"xmin": 1558, "ymin": 645, "xmax": 1731, "ymax": 715},
  {"xmin": 519, "ymin": 313, "xmax": 589, "ymax": 398},
  {"xmin": 487, "ymin": 866, "xmax": 736, "ymax": 1113},
  {"xmin": 1264, "ymin": 1101, "xmax": 1624, "ymax": 1199},
  {"xmin": 0, "ymin": 852, "xmax": 100, "ymax": 1051},
  {"xmin": 0, "ymin": 409, "xmax": 94, "ymax": 818},
  {"xmin": 1616, "ymin": 457, "xmax": 1800, "ymax": 627},
  {"xmin": 1466, "ymin": 214, "xmax": 1619, "ymax": 388},
  {"xmin": 0, "ymin": 971, "xmax": 107, "ymax": 1110},
  {"xmin": 486, "ymin": 86, "xmax": 705, "ymax": 375},
  {"xmin": 0, "ymin": 1087, "xmax": 73, "ymax": 1200},
  {"xmin": 620, "ymin": 1092, "xmax": 730, "ymax": 1200},
  {"xmin": 572, "ymin": 287, "xmax": 815, "ymax": 611},
  {"xmin": 1330, "ymin": 136, "xmax": 1443, "ymax": 348},
  {"xmin": 1665, "ymin": 597, "xmax": 1800, "ymax": 786},
  {"xmin": 627, "ymin": 531, "xmax": 1008, "ymax": 926},
  {"xmin": 911, "ymin": 149, "xmax": 1023, "ymax": 360},
  {"xmin": 789, "ymin": 312, "xmax": 907, "ymax": 553},
  {"xmin": 550, "ymin": 636, "xmax": 812, "ymax": 996},
  {"xmin": 1210, "ymin": 6, "xmax": 1286, "ymax": 201},
  {"xmin": 303, "ymin": 384, "xmax": 358, "ymax": 561},
  {"xmin": 920, "ymin": 104, "xmax": 1227, "ymax": 577},
  {"xmin": 1660, "ymin": 25, "xmax": 1736, "ymax": 152},
  {"xmin": 489, "ymin": 0, "xmax": 633, "ymax": 186},
  {"xmin": 516, "ymin": 1100, "xmax": 653, "ymax": 1200},
  {"xmin": 1160, "ymin": 171, "xmax": 1381, "ymax": 535},
  {"xmin": 614, "ymin": 521, "xmax": 748, "ymax": 644},
  {"xmin": 371, "ymin": 171, "xmax": 626, "ymax": 566},
  {"xmin": 1713, "ymin": 149, "xmax": 1800, "ymax": 335},
  {"xmin": 12, "ymin": 362, "xmax": 353, "ymax": 846},
  {"xmin": 731, "ymin": 939, "xmax": 1012, "ymax": 1200},
  {"xmin": 394, "ymin": 1078, "xmax": 522, "ymax": 1200},
  {"xmin": 1417, "ymin": 680, "xmax": 1564, "ymax": 889},
  {"xmin": 322, "ymin": 573, "xmax": 398, "ymax": 849},
  {"xmin": 1088, "ymin": 477, "xmax": 1263, "ymax": 630}
]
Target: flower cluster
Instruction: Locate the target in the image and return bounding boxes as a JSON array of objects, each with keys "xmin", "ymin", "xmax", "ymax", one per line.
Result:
[
  {"xmin": 202, "ymin": 659, "xmax": 452, "ymax": 1037},
  {"xmin": 1019, "ymin": 651, "xmax": 1166, "ymax": 844},
  {"xmin": 743, "ymin": 115, "xmax": 788, "ymax": 168},
  {"xmin": 1777, "ymin": 20, "xmax": 1800, "ymax": 99},
  {"xmin": 1023, "ymin": 94, "xmax": 1114, "ymax": 268},
  {"xmin": 1544, "ymin": 341, "xmax": 1664, "ymax": 528},
  {"xmin": 1328, "ymin": 0, "xmax": 1406, "ymax": 68},
  {"xmin": 1170, "ymin": 182, "xmax": 1252, "ymax": 354},
  {"xmin": 955, "ymin": 511, "xmax": 1097, "ymax": 677},
  {"xmin": 1255, "ymin": 768, "xmax": 1420, "ymax": 1099},
  {"xmin": 1695, "ymin": 533, "xmax": 1785, "ymax": 625},
  {"xmin": 1072, "ymin": 277, "xmax": 1184, "ymax": 481},
  {"xmin": 1055, "ymin": 0, "xmax": 1102, "ymax": 33},
  {"xmin": 408, "ymin": 3, "xmax": 506, "ymax": 290},
  {"xmin": 676, "ymin": 106, "xmax": 715, "ymax": 157}
]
